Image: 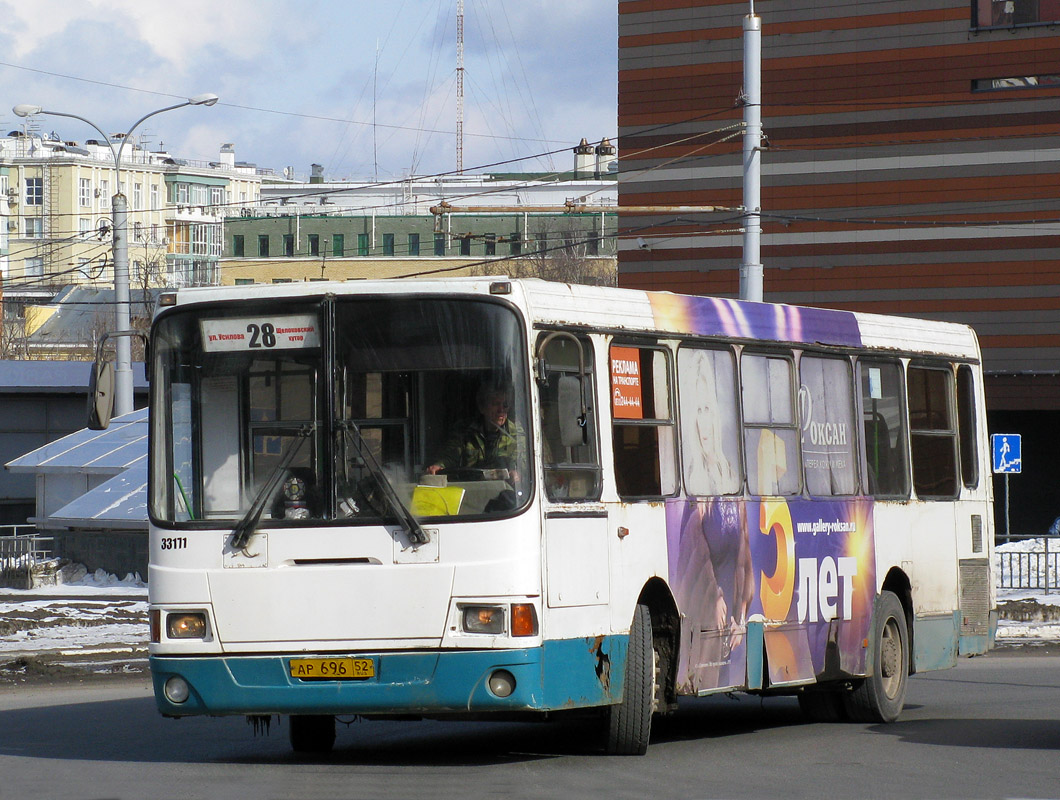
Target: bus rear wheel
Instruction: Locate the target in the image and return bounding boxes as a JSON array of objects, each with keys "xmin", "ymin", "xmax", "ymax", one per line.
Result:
[
  {"xmin": 844, "ymin": 591, "xmax": 908, "ymax": 723},
  {"xmin": 604, "ymin": 603, "xmax": 654, "ymax": 755},
  {"xmin": 289, "ymin": 714, "xmax": 336, "ymax": 753}
]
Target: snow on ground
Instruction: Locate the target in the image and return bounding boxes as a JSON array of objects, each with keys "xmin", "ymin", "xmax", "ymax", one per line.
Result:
[
  {"xmin": 3, "ymin": 565, "xmax": 147, "ymax": 597},
  {"xmin": 994, "ymin": 537, "xmax": 1060, "ymax": 642},
  {"xmin": 0, "ymin": 566, "xmax": 148, "ymax": 677}
]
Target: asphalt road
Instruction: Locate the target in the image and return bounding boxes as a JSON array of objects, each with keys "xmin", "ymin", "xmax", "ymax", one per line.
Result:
[{"xmin": 1, "ymin": 648, "xmax": 1058, "ymax": 800}]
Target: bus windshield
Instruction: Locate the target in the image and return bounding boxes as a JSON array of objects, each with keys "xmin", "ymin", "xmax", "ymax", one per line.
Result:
[{"xmin": 149, "ymin": 295, "xmax": 532, "ymax": 526}]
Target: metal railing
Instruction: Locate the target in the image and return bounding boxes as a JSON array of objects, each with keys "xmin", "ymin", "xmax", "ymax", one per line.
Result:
[
  {"xmin": 0, "ymin": 526, "xmax": 53, "ymax": 589},
  {"xmin": 995, "ymin": 535, "xmax": 1060, "ymax": 593}
]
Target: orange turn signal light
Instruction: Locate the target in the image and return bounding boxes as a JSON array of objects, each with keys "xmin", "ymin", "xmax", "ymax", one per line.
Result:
[{"xmin": 510, "ymin": 603, "xmax": 539, "ymax": 637}]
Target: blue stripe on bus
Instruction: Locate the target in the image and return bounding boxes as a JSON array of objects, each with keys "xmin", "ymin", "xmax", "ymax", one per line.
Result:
[
  {"xmin": 150, "ymin": 634, "xmax": 627, "ymax": 717},
  {"xmin": 913, "ymin": 612, "xmax": 960, "ymax": 672},
  {"xmin": 958, "ymin": 609, "xmax": 998, "ymax": 657}
]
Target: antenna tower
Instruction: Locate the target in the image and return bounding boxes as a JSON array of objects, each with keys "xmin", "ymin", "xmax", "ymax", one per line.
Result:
[{"xmin": 456, "ymin": 0, "xmax": 464, "ymax": 174}]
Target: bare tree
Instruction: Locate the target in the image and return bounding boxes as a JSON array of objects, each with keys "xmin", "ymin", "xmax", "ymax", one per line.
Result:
[{"xmin": 473, "ymin": 217, "xmax": 616, "ymax": 286}]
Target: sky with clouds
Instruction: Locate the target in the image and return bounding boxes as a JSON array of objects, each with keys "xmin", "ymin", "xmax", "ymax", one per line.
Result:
[{"xmin": 0, "ymin": 0, "xmax": 617, "ymax": 181}]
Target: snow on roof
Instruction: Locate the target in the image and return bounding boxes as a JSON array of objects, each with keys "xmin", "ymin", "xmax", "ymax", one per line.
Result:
[
  {"xmin": 44, "ymin": 462, "xmax": 147, "ymax": 530},
  {"xmin": 5, "ymin": 408, "xmax": 147, "ymax": 474}
]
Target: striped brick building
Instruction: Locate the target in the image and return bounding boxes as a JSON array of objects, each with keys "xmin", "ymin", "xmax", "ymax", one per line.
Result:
[{"xmin": 618, "ymin": 0, "xmax": 1060, "ymax": 531}]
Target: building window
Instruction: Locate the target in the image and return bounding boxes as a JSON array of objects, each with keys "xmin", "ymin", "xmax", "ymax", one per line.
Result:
[
  {"xmin": 332, "ymin": 233, "xmax": 344, "ymax": 256},
  {"xmin": 587, "ymin": 233, "xmax": 599, "ymax": 256},
  {"xmin": 78, "ymin": 258, "xmax": 92, "ymax": 278},
  {"xmin": 175, "ymin": 183, "xmax": 189, "ymax": 204},
  {"xmin": 133, "ymin": 221, "xmax": 143, "ymax": 241},
  {"xmin": 211, "ymin": 186, "xmax": 225, "ymax": 208},
  {"xmin": 408, "ymin": 233, "xmax": 420, "ymax": 256},
  {"xmin": 25, "ymin": 257, "xmax": 43, "ymax": 277},
  {"xmin": 973, "ymin": 0, "xmax": 1060, "ymax": 27},
  {"xmin": 459, "ymin": 235, "xmax": 471, "ymax": 256},
  {"xmin": 258, "ymin": 235, "xmax": 270, "ymax": 257},
  {"xmin": 25, "ymin": 177, "xmax": 43, "ymax": 206},
  {"xmin": 80, "ymin": 218, "xmax": 92, "ymax": 239},
  {"xmin": 383, "ymin": 232, "xmax": 395, "ymax": 256},
  {"xmin": 233, "ymin": 234, "xmax": 245, "ymax": 257},
  {"xmin": 150, "ymin": 184, "xmax": 160, "ymax": 211},
  {"xmin": 272, "ymin": 278, "xmax": 293, "ymax": 284},
  {"xmin": 134, "ymin": 183, "xmax": 143, "ymax": 211},
  {"xmin": 358, "ymin": 233, "xmax": 370, "ymax": 256},
  {"xmin": 99, "ymin": 180, "xmax": 109, "ymax": 211},
  {"xmin": 510, "ymin": 232, "xmax": 522, "ymax": 256},
  {"xmin": 79, "ymin": 178, "xmax": 92, "ymax": 207},
  {"xmin": 235, "ymin": 278, "xmax": 254, "ymax": 285},
  {"xmin": 536, "ymin": 232, "xmax": 549, "ymax": 254},
  {"xmin": 484, "ymin": 233, "xmax": 496, "ymax": 256},
  {"xmin": 193, "ymin": 224, "xmax": 208, "ymax": 255},
  {"xmin": 434, "ymin": 233, "xmax": 446, "ymax": 256},
  {"xmin": 24, "ymin": 217, "xmax": 43, "ymax": 238},
  {"xmin": 283, "ymin": 234, "xmax": 294, "ymax": 257},
  {"xmin": 308, "ymin": 234, "xmax": 320, "ymax": 256},
  {"xmin": 972, "ymin": 75, "xmax": 1060, "ymax": 91}
]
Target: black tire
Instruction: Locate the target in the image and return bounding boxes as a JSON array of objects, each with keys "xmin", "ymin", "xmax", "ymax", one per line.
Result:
[
  {"xmin": 798, "ymin": 686, "xmax": 848, "ymax": 722},
  {"xmin": 605, "ymin": 604, "xmax": 654, "ymax": 755},
  {"xmin": 289, "ymin": 714, "xmax": 336, "ymax": 753},
  {"xmin": 844, "ymin": 591, "xmax": 909, "ymax": 723}
]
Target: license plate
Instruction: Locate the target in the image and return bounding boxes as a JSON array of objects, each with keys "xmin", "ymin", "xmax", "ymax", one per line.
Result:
[{"xmin": 289, "ymin": 657, "xmax": 374, "ymax": 680}]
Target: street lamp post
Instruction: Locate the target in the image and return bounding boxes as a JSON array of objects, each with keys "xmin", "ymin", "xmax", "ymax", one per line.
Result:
[{"xmin": 12, "ymin": 94, "xmax": 219, "ymax": 416}]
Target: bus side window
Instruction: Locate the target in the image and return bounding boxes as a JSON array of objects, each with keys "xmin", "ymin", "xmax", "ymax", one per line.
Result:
[
  {"xmin": 956, "ymin": 364, "xmax": 979, "ymax": 490},
  {"xmin": 741, "ymin": 352, "xmax": 800, "ymax": 496},
  {"xmin": 539, "ymin": 334, "xmax": 601, "ymax": 501},
  {"xmin": 907, "ymin": 365, "xmax": 959, "ymax": 499},
  {"xmin": 799, "ymin": 355, "xmax": 857, "ymax": 496},
  {"xmin": 610, "ymin": 344, "xmax": 677, "ymax": 498},
  {"xmin": 859, "ymin": 360, "xmax": 910, "ymax": 498},
  {"xmin": 677, "ymin": 346, "xmax": 741, "ymax": 496}
]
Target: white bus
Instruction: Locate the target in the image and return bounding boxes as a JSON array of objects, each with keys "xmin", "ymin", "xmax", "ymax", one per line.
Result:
[{"xmin": 136, "ymin": 277, "xmax": 995, "ymax": 755}]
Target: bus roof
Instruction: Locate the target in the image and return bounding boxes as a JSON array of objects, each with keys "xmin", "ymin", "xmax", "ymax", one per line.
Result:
[{"xmin": 161, "ymin": 277, "xmax": 980, "ymax": 361}]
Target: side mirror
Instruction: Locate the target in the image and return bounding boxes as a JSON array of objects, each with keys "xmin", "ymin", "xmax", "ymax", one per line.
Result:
[
  {"xmin": 87, "ymin": 360, "xmax": 115, "ymax": 430},
  {"xmin": 557, "ymin": 374, "xmax": 587, "ymax": 447}
]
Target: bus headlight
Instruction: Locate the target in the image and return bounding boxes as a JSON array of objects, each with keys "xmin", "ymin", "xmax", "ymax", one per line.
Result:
[
  {"xmin": 461, "ymin": 605, "xmax": 505, "ymax": 634},
  {"xmin": 166, "ymin": 612, "xmax": 207, "ymax": 640}
]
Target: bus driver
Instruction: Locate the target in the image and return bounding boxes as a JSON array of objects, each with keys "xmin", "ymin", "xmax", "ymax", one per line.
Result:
[{"xmin": 426, "ymin": 380, "xmax": 526, "ymax": 485}]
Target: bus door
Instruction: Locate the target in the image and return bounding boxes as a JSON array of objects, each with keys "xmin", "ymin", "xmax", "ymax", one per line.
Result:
[
  {"xmin": 604, "ymin": 342, "xmax": 677, "ymax": 655},
  {"xmin": 536, "ymin": 333, "xmax": 610, "ymax": 631}
]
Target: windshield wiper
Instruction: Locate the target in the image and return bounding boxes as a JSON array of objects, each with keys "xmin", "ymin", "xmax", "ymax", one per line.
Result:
[
  {"xmin": 339, "ymin": 420, "xmax": 429, "ymax": 545},
  {"xmin": 230, "ymin": 425, "xmax": 313, "ymax": 551}
]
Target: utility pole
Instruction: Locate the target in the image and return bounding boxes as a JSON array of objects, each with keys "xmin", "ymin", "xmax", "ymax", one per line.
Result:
[{"xmin": 740, "ymin": 1, "xmax": 763, "ymax": 302}]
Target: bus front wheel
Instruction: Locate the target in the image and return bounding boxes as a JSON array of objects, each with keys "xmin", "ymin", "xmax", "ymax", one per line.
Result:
[
  {"xmin": 604, "ymin": 603, "xmax": 654, "ymax": 755},
  {"xmin": 844, "ymin": 591, "xmax": 908, "ymax": 723},
  {"xmin": 289, "ymin": 714, "xmax": 336, "ymax": 753}
]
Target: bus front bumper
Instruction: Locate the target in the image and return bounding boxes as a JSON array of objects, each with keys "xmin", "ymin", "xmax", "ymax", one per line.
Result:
[{"xmin": 150, "ymin": 636, "xmax": 627, "ymax": 717}]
